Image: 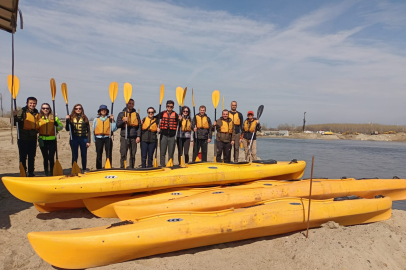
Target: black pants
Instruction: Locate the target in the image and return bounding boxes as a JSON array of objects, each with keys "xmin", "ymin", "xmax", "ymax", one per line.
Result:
[
  {"xmin": 216, "ymin": 141, "xmax": 232, "ymax": 163},
  {"xmin": 141, "ymin": 141, "xmax": 156, "ymax": 168},
  {"xmin": 39, "ymin": 140, "xmax": 56, "ymax": 173},
  {"xmin": 177, "ymin": 137, "xmax": 190, "ymax": 164},
  {"xmin": 120, "ymin": 137, "xmax": 137, "ymax": 168},
  {"xmin": 18, "ymin": 139, "xmax": 37, "ymax": 174},
  {"xmin": 95, "ymin": 137, "xmax": 113, "ymax": 169},
  {"xmin": 192, "ymin": 138, "xmax": 208, "ymax": 162}
]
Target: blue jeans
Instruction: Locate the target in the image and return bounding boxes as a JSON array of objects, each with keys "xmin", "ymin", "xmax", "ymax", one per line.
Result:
[
  {"xmin": 70, "ymin": 136, "xmax": 88, "ymax": 170},
  {"xmin": 141, "ymin": 141, "xmax": 156, "ymax": 168}
]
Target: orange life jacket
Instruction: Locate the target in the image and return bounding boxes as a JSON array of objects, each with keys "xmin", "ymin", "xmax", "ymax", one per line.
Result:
[
  {"xmin": 142, "ymin": 117, "xmax": 158, "ymax": 132},
  {"xmin": 195, "ymin": 115, "xmax": 209, "ymax": 129},
  {"xmin": 38, "ymin": 117, "xmax": 55, "ymax": 136},
  {"xmin": 94, "ymin": 118, "xmax": 111, "ymax": 136},
  {"xmin": 229, "ymin": 111, "xmax": 241, "ymax": 126},
  {"xmin": 220, "ymin": 119, "xmax": 233, "ymax": 134},
  {"xmin": 159, "ymin": 111, "xmax": 177, "ymax": 130},
  {"xmin": 23, "ymin": 111, "xmax": 37, "ymax": 130},
  {"xmin": 244, "ymin": 119, "xmax": 257, "ymax": 133},
  {"xmin": 123, "ymin": 111, "xmax": 139, "ymax": 127}
]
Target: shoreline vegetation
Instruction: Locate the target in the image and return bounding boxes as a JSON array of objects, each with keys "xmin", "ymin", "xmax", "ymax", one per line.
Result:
[{"xmin": 259, "ymin": 132, "xmax": 406, "ymax": 142}]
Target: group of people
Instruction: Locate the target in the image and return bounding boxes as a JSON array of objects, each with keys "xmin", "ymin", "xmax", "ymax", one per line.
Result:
[{"xmin": 13, "ymin": 97, "xmax": 261, "ymax": 176}]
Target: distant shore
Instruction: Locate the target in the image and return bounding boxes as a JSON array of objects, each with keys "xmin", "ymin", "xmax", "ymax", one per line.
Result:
[{"xmin": 259, "ymin": 132, "xmax": 406, "ymax": 142}]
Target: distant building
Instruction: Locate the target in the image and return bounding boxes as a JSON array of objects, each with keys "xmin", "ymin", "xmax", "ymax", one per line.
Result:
[{"xmin": 279, "ymin": 130, "xmax": 289, "ymax": 136}]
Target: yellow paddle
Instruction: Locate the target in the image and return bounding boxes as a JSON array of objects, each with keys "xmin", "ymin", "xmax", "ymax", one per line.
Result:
[
  {"xmin": 7, "ymin": 75, "xmax": 25, "ymax": 176},
  {"xmin": 50, "ymin": 78, "xmax": 63, "ymax": 176},
  {"xmin": 123, "ymin": 82, "xmax": 132, "ymax": 168},
  {"xmin": 175, "ymin": 87, "xmax": 186, "ymax": 167},
  {"xmin": 105, "ymin": 82, "xmax": 118, "ymax": 169},
  {"xmin": 153, "ymin": 84, "xmax": 165, "ymax": 167},
  {"xmin": 191, "ymin": 88, "xmax": 199, "ymax": 161},
  {"xmin": 212, "ymin": 90, "xmax": 220, "ymax": 162},
  {"xmin": 61, "ymin": 83, "xmax": 81, "ymax": 174}
]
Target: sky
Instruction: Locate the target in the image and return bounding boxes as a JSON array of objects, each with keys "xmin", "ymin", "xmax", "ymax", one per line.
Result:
[{"xmin": 0, "ymin": 0, "xmax": 405, "ymax": 127}]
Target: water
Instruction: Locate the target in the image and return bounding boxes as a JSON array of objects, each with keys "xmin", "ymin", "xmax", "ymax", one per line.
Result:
[
  {"xmin": 257, "ymin": 138, "xmax": 406, "ymax": 210},
  {"xmin": 257, "ymin": 138, "xmax": 406, "ymax": 179}
]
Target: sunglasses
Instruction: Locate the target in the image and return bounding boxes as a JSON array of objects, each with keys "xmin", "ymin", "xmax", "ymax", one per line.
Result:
[
  {"xmin": 42, "ymin": 107, "xmax": 50, "ymax": 110},
  {"xmin": 75, "ymin": 107, "xmax": 82, "ymax": 110},
  {"xmin": 148, "ymin": 111, "xmax": 154, "ymax": 114},
  {"xmin": 166, "ymin": 105, "xmax": 174, "ymax": 108},
  {"xmin": 183, "ymin": 110, "xmax": 189, "ymax": 113}
]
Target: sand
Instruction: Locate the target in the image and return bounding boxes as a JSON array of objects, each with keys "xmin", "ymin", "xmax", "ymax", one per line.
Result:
[{"xmin": 1, "ymin": 127, "xmax": 406, "ymax": 270}]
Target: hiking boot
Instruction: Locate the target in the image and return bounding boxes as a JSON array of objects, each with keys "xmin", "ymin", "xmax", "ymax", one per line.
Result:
[{"xmin": 28, "ymin": 173, "xmax": 35, "ymax": 177}]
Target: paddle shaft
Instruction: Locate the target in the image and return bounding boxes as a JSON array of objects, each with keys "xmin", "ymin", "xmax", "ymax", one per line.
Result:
[
  {"xmin": 193, "ymin": 106, "xmax": 197, "ymax": 141},
  {"xmin": 107, "ymin": 102, "xmax": 114, "ymax": 163},
  {"xmin": 155, "ymin": 104, "xmax": 162, "ymax": 160},
  {"xmin": 245, "ymin": 121, "xmax": 258, "ymax": 162},
  {"xmin": 178, "ymin": 105, "xmax": 185, "ymax": 164},
  {"xmin": 52, "ymin": 100, "xmax": 59, "ymax": 160},
  {"xmin": 65, "ymin": 104, "xmax": 73, "ymax": 140},
  {"xmin": 306, "ymin": 156, "xmax": 315, "ymax": 238},
  {"xmin": 214, "ymin": 108, "xmax": 217, "ymax": 160},
  {"xmin": 13, "ymin": 99, "xmax": 20, "ymax": 140}
]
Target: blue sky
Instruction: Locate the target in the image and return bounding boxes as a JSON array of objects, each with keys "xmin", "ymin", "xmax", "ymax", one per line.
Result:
[{"xmin": 0, "ymin": 0, "xmax": 405, "ymax": 127}]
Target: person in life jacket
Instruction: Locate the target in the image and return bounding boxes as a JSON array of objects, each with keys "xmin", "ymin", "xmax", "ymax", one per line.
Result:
[
  {"xmin": 37, "ymin": 103, "xmax": 63, "ymax": 176},
  {"xmin": 156, "ymin": 100, "xmax": 179, "ymax": 166},
  {"xmin": 140, "ymin": 107, "xmax": 158, "ymax": 168},
  {"xmin": 229, "ymin": 101, "xmax": 244, "ymax": 162},
  {"xmin": 116, "ymin": 99, "xmax": 141, "ymax": 168},
  {"xmin": 241, "ymin": 110, "xmax": 261, "ymax": 161},
  {"xmin": 66, "ymin": 104, "xmax": 91, "ymax": 173},
  {"xmin": 93, "ymin": 105, "xmax": 117, "ymax": 169},
  {"xmin": 13, "ymin": 97, "xmax": 39, "ymax": 176},
  {"xmin": 177, "ymin": 106, "xmax": 192, "ymax": 164},
  {"xmin": 213, "ymin": 110, "xmax": 235, "ymax": 163},
  {"xmin": 191, "ymin": 105, "xmax": 212, "ymax": 162}
]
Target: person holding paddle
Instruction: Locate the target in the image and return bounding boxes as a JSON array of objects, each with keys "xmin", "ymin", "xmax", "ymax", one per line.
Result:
[
  {"xmin": 13, "ymin": 97, "xmax": 40, "ymax": 177},
  {"xmin": 93, "ymin": 105, "xmax": 116, "ymax": 169},
  {"xmin": 213, "ymin": 109, "xmax": 235, "ymax": 163},
  {"xmin": 241, "ymin": 111, "xmax": 261, "ymax": 161},
  {"xmin": 140, "ymin": 107, "xmax": 158, "ymax": 168},
  {"xmin": 229, "ymin": 101, "xmax": 243, "ymax": 162},
  {"xmin": 177, "ymin": 106, "xmax": 192, "ymax": 164},
  {"xmin": 191, "ymin": 105, "xmax": 212, "ymax": 162},
  {"xmin": 66, "ymin": 104, "xmax": 91, "ymax": 173},
  {"xmin": 156, "ymin": 100, "xmax": 178, "ymax": 166},
  {"xmin": 116, "ymin": 99, "xmax": 141, "ymax": 169},
  {"xmin": 37, "ymin": 103, "xmax": 63, "ymax": 176}
]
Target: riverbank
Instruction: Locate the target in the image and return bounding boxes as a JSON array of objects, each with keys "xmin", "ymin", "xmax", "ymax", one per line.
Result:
[{"xmin": 260, "ymin": 132, "xmax": 406, "ymax": 142}]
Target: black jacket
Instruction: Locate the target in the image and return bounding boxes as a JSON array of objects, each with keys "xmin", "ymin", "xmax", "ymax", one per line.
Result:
[
  {"xmin": 191, "ymin": 113, "xmax": 213, "ymax": 140},
  {"xmin": 14, "ymin": 106, "xmax": 39, "ymax": 141},
  {"xmin": 116, "ymin": 108, "xmax": 141, "ymax": 138},
  {"xmin": 141, "ymin": 117, "xmax": 158, "ymax": 143}
]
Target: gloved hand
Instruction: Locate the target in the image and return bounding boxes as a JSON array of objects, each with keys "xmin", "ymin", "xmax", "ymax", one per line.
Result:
[{"xmin": 54, "ymin": 121, "xmax": 59, "ymax": 127}]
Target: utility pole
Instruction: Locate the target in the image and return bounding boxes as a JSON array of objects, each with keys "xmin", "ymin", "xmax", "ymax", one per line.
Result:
[
  {"xmin": 0, "ymin": 93, "xmax": 3, "ymax": 117},
  {"xmin": 302, "ymin": 112, "xmax": 306, "ymax": 132}
]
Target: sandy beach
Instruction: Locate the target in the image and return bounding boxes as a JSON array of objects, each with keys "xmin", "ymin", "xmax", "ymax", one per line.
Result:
[{"xmin": 1, "ymin": 126, "xmax": 406, "ymax": 270}]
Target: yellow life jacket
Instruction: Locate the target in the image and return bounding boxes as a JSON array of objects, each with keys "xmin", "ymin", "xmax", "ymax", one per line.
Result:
[
  {"xmin": 220, "ymin": 119, "xmax": 233, "ymax": 134},
  {"xmin": 181, "ymin": 118, "xmax": 191, "ymax": 132},
  {"xmin": 244, "ymin": 119, "xmax": 257, "ymax": 133},
  {"xmin": 229, "ymin": 111, "xmax": 241, "ymax": 126},
  {"xmin": 142, "ymin": 117, "xmax": 157, "ymax": 132},
  {"xmin": 195, "ymin": 115, "xmax": 209, "ymax": 129},
  {"xmin": 94, "ymin": 118, "xmax": 111, "ymax": 136},
  {"xmin": 124, "ymin": 111, "xmax": 139, "ymax": 127},
  {"xmin": 72, "ymin": 117, "xmax": 88, "ymax": 136},
  {"xmin": 38, "ymin": 117, "xmax": 55, "ymax": 136},
  {"xmin": 23, "ymin": 111, "xmax": 37, "ymax": 130}
]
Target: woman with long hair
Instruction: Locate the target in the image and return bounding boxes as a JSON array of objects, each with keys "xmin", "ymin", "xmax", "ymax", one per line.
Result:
[
  {"xmin": 140, "ymin": 107, "xmax": 158, "ymax": 168},
  {"xmin": 66, "ymin": 104, "xmax": 91, "ymax": 173},
  {"xmin": 93, "ymin": 105, "xmax": 117, "ymax": 169},
  {"xmin": 37, "ymin": 103, "xmax": 63, "ymax": 176},
  {"xmin": 177, "ymin": 105, "xmax": 193, "ymax": 164}
]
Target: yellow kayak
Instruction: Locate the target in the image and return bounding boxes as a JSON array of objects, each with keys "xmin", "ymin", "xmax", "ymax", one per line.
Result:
[
  {"xmin": 115, "ymin": 178, "xmax": 406, "ymax": 220},
  {"xmin": 28, "ymin": 196, "xmax": 391, "ymax": 269},
  {"xmin": 2, "ymin": 160, "xmax": 305, "ymax": 203},
  {"xmin": 83, "ymin": 180, "xmax": 291, "ymax": 218},
  {"xmin": 33, "ymin": 200, "xmax": 85, "ymax": 212}
]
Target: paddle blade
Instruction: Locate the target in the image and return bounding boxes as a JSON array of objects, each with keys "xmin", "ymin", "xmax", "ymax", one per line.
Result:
[
  {"xmin": 7, "ymin": 75, "xmax": 19, "ymax": 99},
  {"xmin": 61, "ymin": 83, "xmax": 68, "ymax": 103},
  {"xmin": 240, "ymin": 142, "xmax": 243, "ymax": 149},
  {"xmin": 166, "ymin": 158, "xmax": 173, "ymax": 167},
  {"xmin": 49, "ymin": 78, "xmax": 56, "ymax": 100},
  {"xmin": 195, "ymin": 156, "xmax": 200, "ymax": 162},
  {"xmin": 153, "ymin": 158, "xmax": 158, "ymax": 168},
  {"xmin": 53, "ymin": 160, "xmax": 63, "ymax": 176},
  {"xmin": 257, "ymin": 105, "xmax": 264, "ymax": 120},
  {"xmin": 71, "ymin": 161, "xmax": 81, "ymax": 175},
  {"xmin": 124, "ymin": 160, "xmax": 127, "ymax": 169},
  {"xmin": 192, "ymin": 88, "xmax": 195, "ymax": 107},
  {"xmin": 180, "ymin": 156, "xmax": 186, "ymax": 167},
  {"xmin": 105, "ymin": 158, "xmax": 111, "ymax": 169},
  {"xmin": 109, "ymin": 82, "xmax": 118, "ymax": 103},
  {"xmin": 124, "ymin": 83, "xmax": 132, "ymax": 103},
  {"xmin": 159, "ymin": 84, "xmax": 165, "ymax": 105},
  {"xmin": 212, "ymin": 90, "xmax": 220, "ymax": 109},
  {"xmin": 222, "ymin": 96, "xmax": 224, "ymax": 110},
  {"xmin": 19, "ymin": 162, "xmax": 26, "ymax": 177},
  {"xmin": 176, "ymin": 87, "xmax": 183, "ymax": 106},
  {"xmin": 181, "ymin": 87, "xmax": 187, "ymax": 106}
]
